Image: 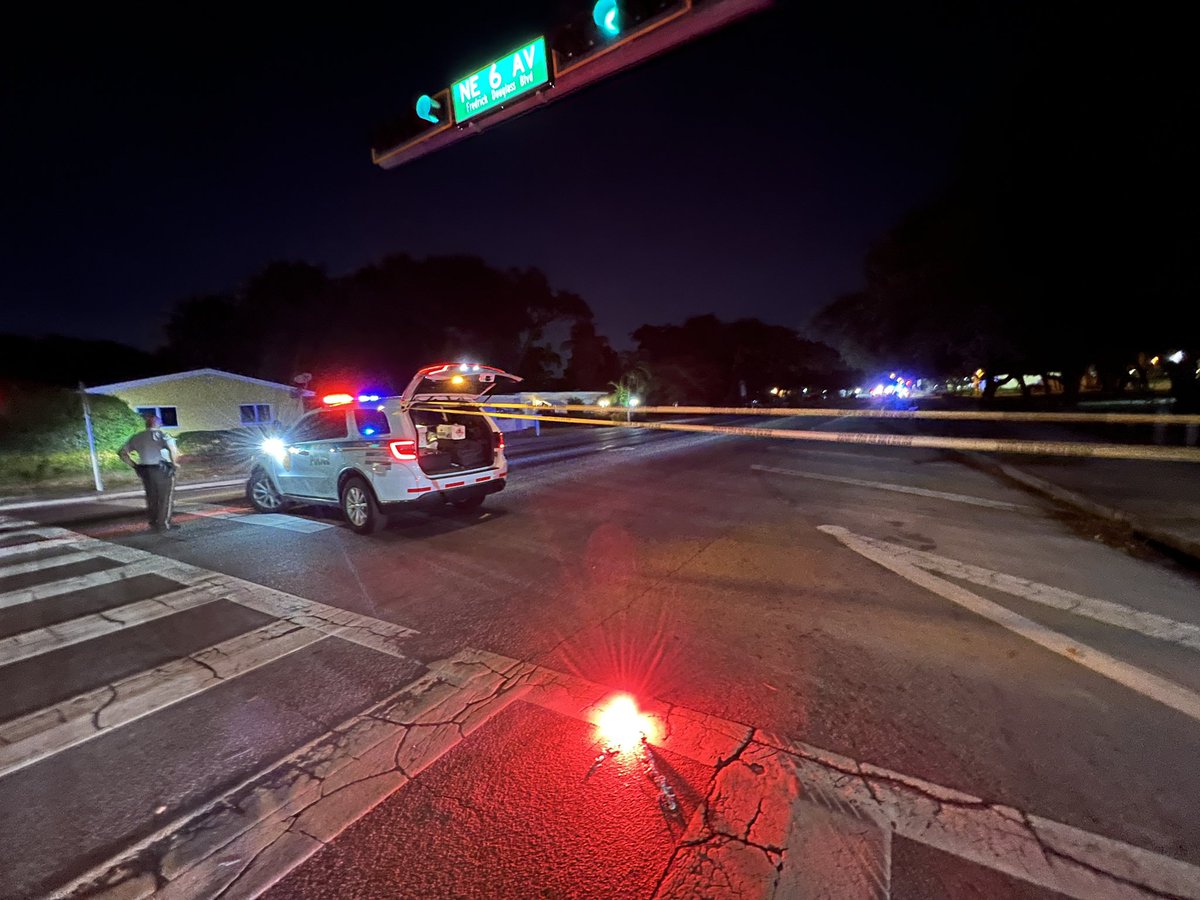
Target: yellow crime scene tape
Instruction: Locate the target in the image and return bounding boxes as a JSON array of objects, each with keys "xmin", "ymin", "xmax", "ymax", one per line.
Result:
[
  {"xmin": 414, "ymin": 402, "xmax": 1200, "ymax": 464},
  {"xmin": 449, "ymin": 401, "xmax": 1200, "ymax": 427}
]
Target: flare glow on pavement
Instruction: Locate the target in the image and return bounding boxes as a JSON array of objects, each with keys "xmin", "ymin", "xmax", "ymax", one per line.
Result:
[{"xmin": 595, "ymin": 694, "xmax": 656, "ymax": 753}]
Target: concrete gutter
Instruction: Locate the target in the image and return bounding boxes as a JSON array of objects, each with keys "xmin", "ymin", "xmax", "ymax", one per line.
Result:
[
  {"xmin": 0, "ymin": 479, "xmax": 246, "ymax": 513},
  {"xmin": 961, "ymin": 451, "xmax": 1200, "ymax": 565}
]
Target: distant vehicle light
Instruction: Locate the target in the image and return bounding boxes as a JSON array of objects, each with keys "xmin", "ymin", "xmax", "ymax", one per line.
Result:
[
  {"xmin": 628, "ymin": 396, "xmax": 640, "ymax": 407},
  {"xmin": 472, "ymin": 364, "xmax": 480, "ymax": 371},
  {"xmin": 451, "ymin": 375, "xmax": 466, "ymax": 385},
  {"xmin": 598, "ymin": 397, "xmax": 611, "ymax": 408},
  {"xmin": 596, "ymin": 694, "xmax": 654, "ymax": 753},
  {"xmin": 1168, "ymin": 350, "xmax": 1185, "ymax": 364},
  {"xmin": 388, "ymin": 439, "xmax": 418, "ymax": 461},
  {"xmin": 460, "ymin": 364, "xmax": 470, "ymax": 372},
  {"xmin": 261, "ymin": 437, "xmax": 286, "ymax": 462},
  {"xmin": 323, "ymin": 393, "xmax": 354, "ymax": 406}
]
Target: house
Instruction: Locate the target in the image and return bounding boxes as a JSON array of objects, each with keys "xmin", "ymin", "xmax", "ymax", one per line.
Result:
[{"xmin": 87, "ymin": 369, "xmax": 313, "ymax": 433}]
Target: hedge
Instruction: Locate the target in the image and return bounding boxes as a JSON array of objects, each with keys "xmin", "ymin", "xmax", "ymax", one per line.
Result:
[{"xmin": 0, "ymin": 382, "xmax": 143, "ymax": 485}]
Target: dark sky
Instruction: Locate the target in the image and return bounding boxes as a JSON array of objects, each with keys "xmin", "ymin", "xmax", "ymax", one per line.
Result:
[{"xmin": 2, "ymin": 2, "xmax": 1027, "ymax": 351}]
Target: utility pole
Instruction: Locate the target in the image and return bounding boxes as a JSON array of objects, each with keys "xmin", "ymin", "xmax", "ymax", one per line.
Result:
[{"xmin": 79, "ymin": 383, "xmax": 104, "ymax": 492}]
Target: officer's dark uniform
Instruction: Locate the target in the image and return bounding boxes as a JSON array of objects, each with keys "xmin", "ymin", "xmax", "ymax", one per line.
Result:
[{"xmin": 119, "ymin": 418, "xmax": 179, "ymax": 531}]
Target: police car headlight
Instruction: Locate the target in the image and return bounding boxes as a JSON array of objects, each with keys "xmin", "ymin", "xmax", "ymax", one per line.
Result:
[{"xmin": 261, "ymin": 437, "xmax": 286, "ymax": 462}]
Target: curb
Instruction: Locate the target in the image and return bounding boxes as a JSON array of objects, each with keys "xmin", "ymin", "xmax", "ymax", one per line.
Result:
[
  {"xmin": 0, "ymin": 479, "xmax": 246, "ymax": 513},
  {"xmin": 959, "ymin": 451, "xmax": 1200, "ymax": 565}
]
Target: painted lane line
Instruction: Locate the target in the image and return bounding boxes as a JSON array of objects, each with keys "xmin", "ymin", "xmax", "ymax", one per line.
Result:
[
  {"xmin": 847, "ymin": 532, "xmax": 1200, "ymax": 653},
  {"xmin": 0, "ymin": 549, "xmax": 98, "ymax": 580},
  {"xmin": 0, "ymin": 619, "xmax": 327, "ymax": 779},
  {"xmin": 0, "ymin": 534, "xmax": 153, "ymax": 574},
  {"xmin": 0, "ymin": 556, "xmax": 217, "ymax": 611},
  {"xmin": 0, "ymin": 582, "xmax": 229, "ymax": 667},
  {"xmin": 232, "ymin": 513, "xmax": 333, "ymax": 533},
  {"xmin": 210, "ymin": 575, "xmax": 419, "ymax": 657},
  {"xmin": 751, "ymin": 464, "xmax": 1030, "ymax": 511},
  {"xmin": 60, "ymin": 650, "xmax": 536, "ymax": 900},
  {"xmin": 0, "ymin": 480, "xmax": 246, "ymax": 513},
  {"xmin": 819, "ymin": 525, "xmax": 1200, "ymax": 725},
  {"xmin": 0, "ymin": 535, "xmax": 82, "ymax": 560}
]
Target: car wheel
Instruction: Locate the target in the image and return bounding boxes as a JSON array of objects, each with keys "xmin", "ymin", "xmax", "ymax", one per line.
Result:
[
  {"xmin": 341, "ymin": 476, "xmax": 384, "ymax": 534},
  {"xmin": 248, "ymin": 469, "xmax": 286, "ymax": 513},
  {"xmin": 449, "ymin": 492, "xmax": 485, "ymax": 511}
]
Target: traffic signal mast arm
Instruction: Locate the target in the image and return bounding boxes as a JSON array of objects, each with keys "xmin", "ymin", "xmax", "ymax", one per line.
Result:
[{"xmin": 372, "ymin": 0, "xmax": 770, "ymax": 169}]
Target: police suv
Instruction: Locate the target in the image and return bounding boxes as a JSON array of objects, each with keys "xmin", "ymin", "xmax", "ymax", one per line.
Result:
[{"xmin": 246, "ymin": 363, "xmax": 519, "ymax": 534}]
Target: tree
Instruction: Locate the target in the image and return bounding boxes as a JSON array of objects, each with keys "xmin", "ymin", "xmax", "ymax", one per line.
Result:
[
  {"xmin": 631, "ymin": 315, "xmax": 855, "ymax": 405},
  {"xmin": 562, "ymin": 320, "xmax": 619, "ymax": 389},
  {"xmin": 161, "ymin": 255, "xmax": 593, "ymax": 392}
]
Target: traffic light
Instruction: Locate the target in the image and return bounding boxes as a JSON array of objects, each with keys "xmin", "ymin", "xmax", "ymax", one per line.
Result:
[
  {"xmin": 415, "ymin": 94, "xmax": 443, "ymax": 124},
  {"xmin": 593, "ymin": 0, "xmax": 621, "ymax": 37},
  {"xmin": 370, "ymin": 87, "xmax": 452, "ymax": 163},
  {"xmin": 552, "ymin": 0, "xmax": 686, "ymax": 76}
]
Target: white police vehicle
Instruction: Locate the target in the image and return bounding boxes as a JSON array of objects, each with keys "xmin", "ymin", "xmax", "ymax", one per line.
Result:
[{"xmin": 246, "ymin": 363, "xmax": 519, "ymax": 534}]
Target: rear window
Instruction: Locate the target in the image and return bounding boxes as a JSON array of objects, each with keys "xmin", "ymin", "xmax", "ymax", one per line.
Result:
[
  {"xmin": 291, "ymin": 411, "xmax": 348, "ymax": 442},
  {"xmin": 354, "ymin": 409, "xmax": 390, "ymax": 437}
]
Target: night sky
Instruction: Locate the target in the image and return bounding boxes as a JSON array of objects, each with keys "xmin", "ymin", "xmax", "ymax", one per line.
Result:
[{"xmin": 3, "ymin": 2, "xmax": 1027, "ymax": 351}]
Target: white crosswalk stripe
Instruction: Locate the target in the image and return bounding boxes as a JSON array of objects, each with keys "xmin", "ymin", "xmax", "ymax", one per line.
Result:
[
  {"xmin": 0, "ymin": 514, "xmax": 420, "ymax": 796},
  {"xmin": 0, "ymin": 580, "xmax": 229, "ymax": 667}
]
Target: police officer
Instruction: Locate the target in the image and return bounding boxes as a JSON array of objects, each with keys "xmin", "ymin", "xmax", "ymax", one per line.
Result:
[{"xmin": 118, "ymin": 413, "xmax": 181, "ymax": 532}]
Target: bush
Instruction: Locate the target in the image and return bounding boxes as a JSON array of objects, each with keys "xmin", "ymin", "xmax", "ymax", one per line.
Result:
[
  {"xmin": 0, "ymin": 381, "xmax": 143, "ymax": 485},
  {"xmin": 0, "ymin": 381, "xmax": 142, "ymax": 456}
]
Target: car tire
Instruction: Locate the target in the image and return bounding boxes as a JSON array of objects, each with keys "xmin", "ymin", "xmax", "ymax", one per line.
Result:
[
  {"xmin": 449, "ymin": 492, "xmax": 485, "ymax": 512},
  {"xmin": 341, "ymin": 476, "xmax": 384, "ymax": 534},
  {"xmin": 248, "ymin": 469, "xmax": 287, "ymax": 513}
]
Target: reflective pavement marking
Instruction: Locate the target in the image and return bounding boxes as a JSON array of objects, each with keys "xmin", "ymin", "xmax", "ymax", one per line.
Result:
[
  {"xmin": 0, "ymin": 514, "xmax": 419, "ymax": 776},
  {"xmin": 66, "ymin": 648, "xmax": 1200, "ymax": 900},
  {"xmin": 0, "ymin": 549, "xmax": 98, "ymax": 580},
  {"xmin": 0, "ymin": 555, "xmax": 214, "ymax": 610},
  {"xmin": 233, "ymin": 512, "xmax": 334, "ymax": 533},
  {"xmin": 751, "ymin": 463, "xmax": 1031, "ymax": 511},
  {"xmin": 210, "ymin": 576, "xmax": 418, "ymax": 658},
  {"xmin": 0, "ymin": 581, "xmax": 226, "ymax": 667},
  {"xmin": 0, "ymin": 619, "xmax": 326, "ymax": 778},
  {"xmin": 820, "ymin": 524, "xmax": 1200, "ymax": 725},
  {"xmin": 0, "ymin": 534, "xmax": 81, "ymax": 560},
  {"xmin": 838, "ymin": 531, "xmax": 1200, "ymax": 653}
]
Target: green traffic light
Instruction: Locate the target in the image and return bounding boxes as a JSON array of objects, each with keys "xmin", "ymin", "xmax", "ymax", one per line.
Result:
[
  {"xmin": 593, "ymin": 0, "xmax": 620, "ymax": 37},
  {"xmin": 415, "ymin": 94, "xmax": 441, "ymax": 124}
]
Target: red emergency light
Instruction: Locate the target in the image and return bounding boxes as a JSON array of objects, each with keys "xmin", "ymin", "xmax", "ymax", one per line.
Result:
[{"xmin": 322, "ymin": 393, "xmax": 354, "ymax": 406}]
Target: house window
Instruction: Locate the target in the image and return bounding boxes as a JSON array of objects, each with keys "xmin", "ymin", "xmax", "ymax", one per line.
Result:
[
  {"xmin": 239, "ymin": 404, "xmax": 273, "ymax": 425},
  {"xmin": 135, "ymin": 406, "xmax": 179, "ymax": 427}
]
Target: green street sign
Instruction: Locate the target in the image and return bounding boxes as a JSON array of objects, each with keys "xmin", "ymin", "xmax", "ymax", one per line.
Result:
[{"xmin": 452, "ymin": 37, "xmax": 549, "ymax": 124}]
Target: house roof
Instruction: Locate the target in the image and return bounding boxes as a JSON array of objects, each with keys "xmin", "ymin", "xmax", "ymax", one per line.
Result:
[{"xmin": 86, "ymin": 368, "xmax": 315, "ymax": 396}]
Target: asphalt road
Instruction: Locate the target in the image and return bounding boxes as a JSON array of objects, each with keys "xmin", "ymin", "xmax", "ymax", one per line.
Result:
[{"xmin": 3, "ymin": 417, "xmax": 1199, "ymax": 898}]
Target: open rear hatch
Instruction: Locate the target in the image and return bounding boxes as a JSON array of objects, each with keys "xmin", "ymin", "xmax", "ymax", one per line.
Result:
[{"xmin": 401, "ymin": 364, "xmax": 521, "ymax": 476}]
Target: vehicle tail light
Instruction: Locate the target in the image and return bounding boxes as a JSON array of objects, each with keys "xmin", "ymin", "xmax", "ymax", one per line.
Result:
[
  {"xmin": 388, "ymin": 439, "xmax": 418, "ymax": 461},
  {"xmin": 496, "ymin": 432, "xmax": 505, "ymax": 452}
]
